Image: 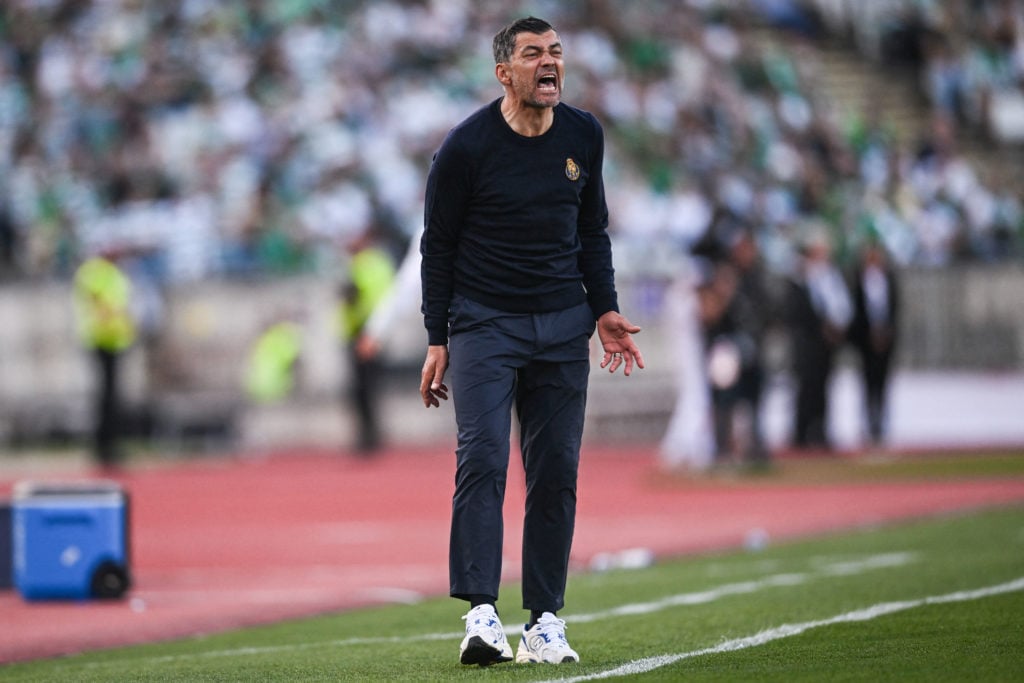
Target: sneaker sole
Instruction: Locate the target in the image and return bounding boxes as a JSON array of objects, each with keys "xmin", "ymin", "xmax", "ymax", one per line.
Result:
[
  {"xmin": 516, "ymin": 648, "xmax": 579, "ymax": 664},
  {"xmin": 517, "ymin": 655, "xmax": 579, "ymax": 664},
  {"xmin": 460, "ymin": 636, "xmax": 512, "ymax": 666}
]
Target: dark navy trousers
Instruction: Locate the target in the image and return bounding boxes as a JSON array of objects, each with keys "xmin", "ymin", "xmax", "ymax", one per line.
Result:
[{"xmin": 446, "ymin": 295, "xmax": 594, "ymax": 612}]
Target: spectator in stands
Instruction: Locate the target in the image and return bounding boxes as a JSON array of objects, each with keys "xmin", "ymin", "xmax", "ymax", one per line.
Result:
[
  {"xmin": 1, "ymin": 0, "xmax": 1021, "ymax": 287},
  {"xmin": 848, "ymin": 239, "xmax": 900, "ymax": 446},
  {"xmin": 920, "ymin": 31, "xmax": 968, "ymax": 123}
]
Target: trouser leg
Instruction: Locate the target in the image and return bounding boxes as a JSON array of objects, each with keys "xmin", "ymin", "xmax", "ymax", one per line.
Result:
[
  {"xmin": 447, "ymin": 321, "xmax": 517, "ymax": 602},
  {"xmin": 95, "ymin": 349, "xmax": 120, "ymax": 465},
  {"xmin": 347, "ymin": 345, "xmax": 380, "ymax": 452},
  {"xmin": 445, "ymin": 298, "xmax": 592, "ymax": 608},
  {"xmin": 864, "ymin": 350, "xmax": 891, "ymax": 442},
  {"xmin": 807, "ymin": 364, "xmax": 830, "ymax": 447},
  {"xmin": 797, "ymin": 346, "xmax": 832, "ymax": 449},
  {"xmin": 742, "ymin": 366, "xmax": 768, "ymax": 461},
  {"xmin": 794, "ymin": 372, "xmax": 814, "ymax": 447},
  {"xmin": 517, "ymin": 357, "xmax": 588, "ymax": 613},
  {"xmin": 712, "ymin": 391, "xmax": 734, "ymax": 459}
]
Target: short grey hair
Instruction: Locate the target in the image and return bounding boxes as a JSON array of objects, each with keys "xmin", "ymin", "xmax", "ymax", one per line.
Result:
[{"xmin": 492, "ymin": 16, "xmax": 555, "ymax": 63}]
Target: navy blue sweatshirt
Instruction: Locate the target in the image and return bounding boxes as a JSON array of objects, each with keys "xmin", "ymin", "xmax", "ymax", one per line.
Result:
[{"xmin": 420, "ymin": 98, "xmax": 619, "ymax": 346}]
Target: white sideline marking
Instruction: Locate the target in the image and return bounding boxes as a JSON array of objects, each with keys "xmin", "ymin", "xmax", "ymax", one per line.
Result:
[
  {"xmin": 539, "ymin": 577, "xmax": 1024, "ymax": 683},
  {"xmin": 813, "ymin": 551, "xmax": 915, "ymax": 575},
  {"xmin": 567, "ymin": 552, "xmax": 915, "ymax": 624},
  {"xmin": 75, "ymin": 552, "xmax": 916, "ymax": 671},
  {"xmin": 77, "ymin": 631, "xmax": 467, "ymax": 669},
  {"xmin": 568, "ymin": 572, "xmax": 806, "ymax": 624}
]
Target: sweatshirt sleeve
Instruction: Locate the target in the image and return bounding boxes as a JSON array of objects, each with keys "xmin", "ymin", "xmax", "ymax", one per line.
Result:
[
  {"xmin": 576, "ymin": 114, "xmax": 619, "ymax": 319},
  {"xmin": 421, "ymin": 133, "xmax": 470, "ymax": 346}
]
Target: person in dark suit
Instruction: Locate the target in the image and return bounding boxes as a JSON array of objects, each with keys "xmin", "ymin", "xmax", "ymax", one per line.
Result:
[
  {"xmin": 702, "ymin": 227, "xmax": 778, "ymax": 468},
  {"xmin": 849, "ymin": 240, "xmax": 899, "ymax": 446},
  {"xmin": 785, "ymin": 229, "xmax": 852, "ymax": 451}
]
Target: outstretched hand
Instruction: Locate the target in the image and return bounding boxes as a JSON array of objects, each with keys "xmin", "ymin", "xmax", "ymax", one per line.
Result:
[{"xmin": 597, "ymin": 311, "xmax": 644, "ymax": 376}]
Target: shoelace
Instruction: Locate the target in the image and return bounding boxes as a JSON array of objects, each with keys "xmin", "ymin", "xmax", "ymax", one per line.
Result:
[
  {"xmin": 531, "ymin": 615, "xmax": 569, "ymax": 645},
  {"xmin": 464, "ymin": 607, "xmax": 502, "ymax": 635}
]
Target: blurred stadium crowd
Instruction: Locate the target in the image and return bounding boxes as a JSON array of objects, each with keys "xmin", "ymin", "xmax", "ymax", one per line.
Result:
[
  {"xmin": 0, "ymin": 0, "xmax": 1021, "ymax": 287},
  {"xmin": 835, "ymin": 0, "xmax": 1024, "ymax": 143}
]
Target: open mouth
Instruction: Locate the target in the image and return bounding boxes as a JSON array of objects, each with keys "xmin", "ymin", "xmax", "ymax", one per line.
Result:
[{"xmin": 537, "ymin": 73, "xmax": 559, "ymax": 92}]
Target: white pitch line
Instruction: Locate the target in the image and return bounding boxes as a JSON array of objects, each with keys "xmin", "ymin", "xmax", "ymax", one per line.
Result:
[
  {"xmin": 568, "ymin": 572, "xmax": 807, "ymax": 624},
  {"xmin": 538, "ymin": 576, "xmax": 1024, "ymax": 683},
  {"xmin": 567, "ymin": 551, "xmax": 915, "ymax": 624},
  {"xmin": 74, "ymin": 552, "xmax": 916, "ymax": 672},
  {"xmin": 813, "ymin": 551, "xmax": 917, "ymax": 576},
  {"xmin": 78, "ymin": 631, "xmax": 466, "ymax": 670}
]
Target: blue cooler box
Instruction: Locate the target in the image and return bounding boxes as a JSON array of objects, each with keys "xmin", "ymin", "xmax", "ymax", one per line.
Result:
[
  {"xmin": 13, "ymin": 480, "xmax": 131, "ymax": 600},
  {"xmin": 0, "ymin": 498, "xmax": 11, "ymax": 589}
]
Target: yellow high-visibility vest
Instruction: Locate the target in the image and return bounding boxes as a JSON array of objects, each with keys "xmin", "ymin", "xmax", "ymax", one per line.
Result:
[
  {"xmin": 338, "ymin": 247, "xmax": 395, "ymax": 342},
  {"xmin": 245, "ymin": 321, "xmax": 303, "ymax": 403},
  {"xmin": 73, "ymin": 257, "xmax": 136, "ymax": 352}
]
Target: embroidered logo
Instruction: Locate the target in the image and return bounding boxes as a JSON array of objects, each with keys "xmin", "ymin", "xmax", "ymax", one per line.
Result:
[{"xmin": 565, "ymin": 157, "xmax": 580, "ymax": 181}]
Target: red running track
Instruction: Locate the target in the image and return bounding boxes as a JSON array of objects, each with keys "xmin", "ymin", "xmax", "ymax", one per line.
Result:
[{"xmin": 2, "ymin": 446, "xmax": 1024, "ymax": 664}]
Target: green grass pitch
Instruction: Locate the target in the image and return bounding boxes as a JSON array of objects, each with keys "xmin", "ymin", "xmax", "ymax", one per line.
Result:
[{"xmin": 4, "ymin": 501, "xmax": 1022, "ymax": 682}]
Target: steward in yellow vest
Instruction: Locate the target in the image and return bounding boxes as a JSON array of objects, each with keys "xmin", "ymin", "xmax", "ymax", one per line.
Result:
[
  {"xmin": 245, "ymin": 320, "xmax": 303, "ymax": 404},
  {"xmin": 73, "ymin": 255, "xmax": 137, "ymax": 468},
  {"xmin": 338, "ymin": 246, "xmax": 396, "ymax": 343},
  {"xmin": 74, "ymin": 256, "xmax": 137, "ymax": 353},
  {"xmin": 338, "ymin": 244, "xmax": 395, "ymax": 454}
]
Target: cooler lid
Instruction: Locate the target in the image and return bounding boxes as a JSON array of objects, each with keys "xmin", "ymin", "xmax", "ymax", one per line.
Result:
[{"xmin": 13, "ymin": 479, "xmax": 125, "ymax": 503}]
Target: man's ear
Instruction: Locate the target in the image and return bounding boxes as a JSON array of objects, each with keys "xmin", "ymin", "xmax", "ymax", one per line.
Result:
[{"xmin": 495, "ymin": 63, "xmax": 511, "ymax": 85}]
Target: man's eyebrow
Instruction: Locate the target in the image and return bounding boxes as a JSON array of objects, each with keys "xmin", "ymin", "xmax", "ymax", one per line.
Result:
[{"xmin": 519, "ymin": 40, "xmax": 562, "ymax": 53}]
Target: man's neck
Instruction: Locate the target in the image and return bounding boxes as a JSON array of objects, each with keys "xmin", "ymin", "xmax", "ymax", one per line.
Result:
[{"xmin": 500, "ymin": 98, "xmax": 555, "ymax": 137}]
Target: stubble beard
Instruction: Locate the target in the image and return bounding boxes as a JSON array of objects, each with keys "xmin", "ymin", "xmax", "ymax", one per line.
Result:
[{"xmin": 523, "ymin": 83, "xmax": 561, "ymax": 109}]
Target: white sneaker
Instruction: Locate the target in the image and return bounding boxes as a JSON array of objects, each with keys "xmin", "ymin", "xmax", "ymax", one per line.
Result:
[
  {"xmin": 516, "ymin": 612, "xmax": 580, "ymax": 664},
  {"xmin": 459, "ymin": 604, "xmax": 513, "ymax": 666}
]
